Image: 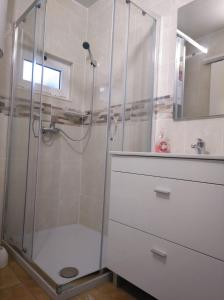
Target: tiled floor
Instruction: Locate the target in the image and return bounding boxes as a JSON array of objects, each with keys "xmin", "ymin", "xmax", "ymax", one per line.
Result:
[
  {"xmin": 0, "ymin": 258, "xmax": 50, "ymax": 300},
  {"xmin": 0, "ymin": 257, "xmax": 154, "ymax": 300}
]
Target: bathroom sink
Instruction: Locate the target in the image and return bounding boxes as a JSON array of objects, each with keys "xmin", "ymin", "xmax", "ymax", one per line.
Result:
[{"xmin": 110, "ymin": 151, "xmax": 224, "ymax": 161}]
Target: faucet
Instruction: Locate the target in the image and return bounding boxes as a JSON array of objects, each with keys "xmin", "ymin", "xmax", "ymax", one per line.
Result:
[{"xmin": 191, "ymin": 138, "xmax": 206, "ymax": 154}]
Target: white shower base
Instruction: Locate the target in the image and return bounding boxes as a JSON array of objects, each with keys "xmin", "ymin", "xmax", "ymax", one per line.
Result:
[{"xmin": 33, "ymin": 224, "xmax": 102, "ymax": 285}]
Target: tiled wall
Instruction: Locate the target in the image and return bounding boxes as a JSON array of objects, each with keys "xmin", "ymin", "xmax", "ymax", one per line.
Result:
[
  {"xmin": 43, "ymin": 0, "xmax": 88, "ymax": 110},
  {"xmin": 0, "ymin": 0, "xmax": 115, "ymax": 235},
  {"xmin": 80, "ymin": 0, "xmax": 114, "ymax": 231},
  {"xmin": 0, "ymin": 0, "xmax": 182, "ymax": 237},
  {"xmin": 156, "ymin": 113, "xmax": 224, "ymax": 154},
  {"xmin": 80, "ymin": 0, "xmax": 161, "ymax": 231},
  {"xmin": 35, "ymin": 0, "xmax": 88, "ymax": 231},
  {"xmin": 109, "ymin": 0, "xmax": 157, "ymax": 153},
  {"xmin": 133, "ymin": 0, "xmax": 178, "ymax": 97},
  {"xmin": 0, "ymin": 0, "xmax": 87, "ymax": 235}
]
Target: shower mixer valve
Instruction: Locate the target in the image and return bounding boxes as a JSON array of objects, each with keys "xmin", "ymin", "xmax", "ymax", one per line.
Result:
[{"xmin": 41, "ymin": 122, "xmax": 60, "ymax": 135}]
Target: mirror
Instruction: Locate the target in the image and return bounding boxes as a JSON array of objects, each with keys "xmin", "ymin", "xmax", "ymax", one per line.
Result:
[{"xmin": 174, "ymin": 0, "xmax": 224, "ymax": 120}]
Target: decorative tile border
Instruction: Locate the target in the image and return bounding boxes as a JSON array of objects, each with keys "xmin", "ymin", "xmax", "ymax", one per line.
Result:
[
  {"xmin": 0, "ymin": 96, "xmax": 10, "ymax": 116},
  {"xmin": 154, "ymin": 95, "xmax": 173, "ymax": 119},
  {"xmin": 0, "ymin": 95, "xmax": 173, "ymax": 125}
]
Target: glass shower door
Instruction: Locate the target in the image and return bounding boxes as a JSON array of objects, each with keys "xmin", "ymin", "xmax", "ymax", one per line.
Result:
[
  {"xmin": 3, "ymin": 1, "xmax": 46, "ymax": 259},
  {"xmin": 109, "ymin": 0, "xmax": 157, "ymax": 152},
  {"xmin": 122, "ymin": 2, "xmax": 157, "ymax": 152}
]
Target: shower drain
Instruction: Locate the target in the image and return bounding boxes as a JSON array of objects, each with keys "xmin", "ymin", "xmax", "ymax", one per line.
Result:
[{"xmin": 59, "ymin": 267, "xmax": 79, "ymax": 279}]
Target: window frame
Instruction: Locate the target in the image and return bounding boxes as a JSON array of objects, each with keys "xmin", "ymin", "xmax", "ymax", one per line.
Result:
[
  {"xmin": 23, "ymin": 59, "xmax": 62, "ymax": 90},
  {"xmin": 19, "ymin": 48, "xmax": 72, "ymax": 101}
]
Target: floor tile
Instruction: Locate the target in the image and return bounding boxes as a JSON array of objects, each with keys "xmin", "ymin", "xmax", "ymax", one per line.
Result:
[
  {"xmin": 8, "ymin": 259, "xmax": 31, "ymax": 282},
  {"xmin": 0, "ymin": 266, "xmax": 21, "ymax": 290},
  {"xmin": 70, "ymin": 282, "xmax": 137, "ymax": 300},
  {"xmin": 2, "ymin": 258, "xmax": 152, "ymax": 300},
  {"xmin": 8, "ymin": 259, "xmax": 50, "ymax": 299},
  {"xmin": 0, "ymin": 284, "xmax": 35, "ymax": 300}
]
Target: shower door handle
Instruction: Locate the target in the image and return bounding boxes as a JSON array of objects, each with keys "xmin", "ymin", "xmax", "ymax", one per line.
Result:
[{"xmin": 32, "ymin": 117, "xmax": 40, "ymax": 138}]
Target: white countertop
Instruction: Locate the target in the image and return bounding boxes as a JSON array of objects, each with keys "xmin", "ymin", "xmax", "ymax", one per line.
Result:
[{"xmin": 110, "ymin": 151, "xmax": 224, "ymax": 161}]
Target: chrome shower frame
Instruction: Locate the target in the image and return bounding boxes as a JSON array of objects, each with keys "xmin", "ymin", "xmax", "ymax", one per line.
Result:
[
  {"xmin": 2, "ymin": 0, "xmax": 114, "ymax": 298},
  {"xmin": 2, "ymin": 0, "xmax": 42, "ymax": 253},
  {"xmin": 2, "ymin": 0, "xmax": 160, "ymax": 298}
]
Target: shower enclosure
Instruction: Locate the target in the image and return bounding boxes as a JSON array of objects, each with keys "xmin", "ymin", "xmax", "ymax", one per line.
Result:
[{"xmin": 3, "ymin": 0, "xmax": 158, "ymax": 297}]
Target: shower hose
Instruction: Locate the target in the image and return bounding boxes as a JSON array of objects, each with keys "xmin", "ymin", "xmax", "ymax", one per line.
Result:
[{"xmin": 32, "ymin": 66, "xmax": 96, "ymax": 143}]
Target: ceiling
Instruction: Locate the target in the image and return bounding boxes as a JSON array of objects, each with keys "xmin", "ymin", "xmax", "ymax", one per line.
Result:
[
  {"xmin": 178, "ymin": 0, "xmax": 224, "ymax": 39},
  {"xmin": 74, "ymin": 0, "xmax": 99, "ymax": 8}
]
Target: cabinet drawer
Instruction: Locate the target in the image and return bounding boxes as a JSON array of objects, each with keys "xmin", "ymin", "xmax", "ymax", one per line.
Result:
[
  {"xmin": 107, "ymin": 221, "xmax": 224, "ymax": 300},
  {"xmin": 109, "ymin": 171, "xmax": 224, "ymax": 260},
  {"xmin": 111, "ymin": 156, "xmax": 224, "ymax": 185}
]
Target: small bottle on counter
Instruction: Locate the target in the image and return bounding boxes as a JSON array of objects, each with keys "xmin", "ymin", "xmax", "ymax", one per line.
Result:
[{"xmin": 155, "ymin": 131, "xmax": 171, "ymax": 153}]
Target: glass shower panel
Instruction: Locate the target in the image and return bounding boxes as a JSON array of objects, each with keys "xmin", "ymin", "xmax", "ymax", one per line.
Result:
[
  {"xmin": 123, "ymin": 3, "xmax": 156, "ymax": 152},
  {"xmin": 4, "ymin": 2, "xmax": 46, "ymax": 259},
  {"xmin": 4, "ymin": 6, "xmax": 37, "ymax": 254},
  {"xmin": 32, "ymin": 0, "xmax": 115, "ymax": 288},
  {"xmin": 109, "ymin": 0, "xmax": 130, "ymax": 151},
  {"xmin": 23, "ymin": 1, "xmax": 46, "ymax": 259}
]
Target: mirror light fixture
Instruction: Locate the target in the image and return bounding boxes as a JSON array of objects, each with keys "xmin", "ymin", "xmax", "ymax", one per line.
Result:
[{"xmin": 177, "ymin": 29, "xmax": 208, "ymax": 54}]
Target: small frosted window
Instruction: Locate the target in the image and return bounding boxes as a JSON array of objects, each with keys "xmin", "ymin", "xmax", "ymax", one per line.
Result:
[
  {"xmin": 23, "ymin": 60, "xmax": 33, "ymax": 82},
  {"xmin": 23, "ymin": 60, "xmax": 61, "ymax": 89}
]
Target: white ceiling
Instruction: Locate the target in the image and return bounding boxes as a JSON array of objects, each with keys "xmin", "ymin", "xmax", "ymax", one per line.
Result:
[
  {"xmin": 178, "ymin": 0, "xmax": 224, "ymax": 39},
  {"xmin": 74, "ymin": 0, "xmax": 99, "ymax": 8}
]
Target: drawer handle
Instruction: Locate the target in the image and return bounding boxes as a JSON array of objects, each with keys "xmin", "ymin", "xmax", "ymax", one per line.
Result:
[
  {"xmin": 154, "ymin": 187, "xmax": 171, "ymax": 196},
  {"xmin": 151, "ymin": 248, "xmax": 167, "ymax": 258}
]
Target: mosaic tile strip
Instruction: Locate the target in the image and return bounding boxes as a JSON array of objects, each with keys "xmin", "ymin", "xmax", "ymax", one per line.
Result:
[
  {"xmin": 154, "ymin": 95, "xmax": 173, "ymax": 119},
  {"xmin": 0, "ymin": 95, "xmax": 173, "ymax": 125}
]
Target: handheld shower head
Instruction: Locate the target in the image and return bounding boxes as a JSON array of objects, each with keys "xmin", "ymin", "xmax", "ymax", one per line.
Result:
[
  {"xmin": 82, "ymin": 41, "xmax": 97, "ymax": 67},
  {"xmin": 82, "ymin": 42, "xmax": 90, "ymax": 50}
]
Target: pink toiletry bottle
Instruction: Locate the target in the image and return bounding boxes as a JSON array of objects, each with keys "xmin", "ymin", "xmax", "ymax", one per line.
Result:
[{"xmin": 155, "ymin": 132, "xmax": 170, "ymax": 153}]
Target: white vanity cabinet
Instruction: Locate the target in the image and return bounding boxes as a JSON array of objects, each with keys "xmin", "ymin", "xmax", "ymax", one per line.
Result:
[{"xmin": 106, "ymin": 153, "xmax": 224, "ymax": 300}]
